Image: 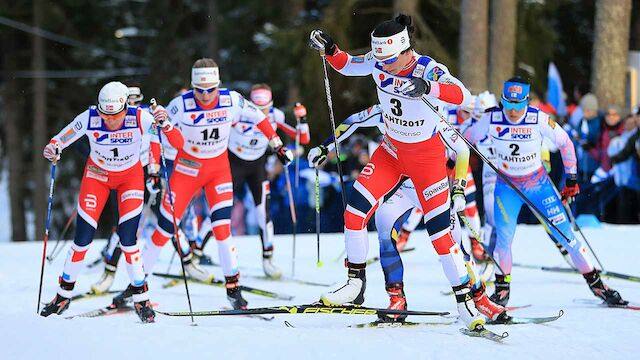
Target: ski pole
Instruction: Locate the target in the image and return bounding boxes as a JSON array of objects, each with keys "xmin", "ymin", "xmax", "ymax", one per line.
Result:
[
  {"xmin": 283, "ymin": 164, "xmax": 297, "ymax": 277},
  {"xmin": 547, "ymin": 181, "xmax": 604, "ymax": 270},
  {"xmin": 315, "ymin": 168, "xmax": 322, "ymax": 267},
  {"xmin": 562, "ymin": 200, "xmax": 605, "ymax": 271},
  {"xmin": 421, "ymin": 96, "xmax": 575, "ymax": 246},
  {"xmin": 458, "ymin": 213, "xmax": 506, "ymax": 276},
  {"xmin": 294, "ymin": 107, "xmax": 301, "ymax": 191},
  {"xmin": 46, "ymin": 208, "xmax": 77, "ymax": 263},
  {"xmin": 151, "ymin": 98, "xmax": 195, "ymax": 324},
  {"xmin": 319, "ymin": 56, "xmax": 347, "ymax": 211},
  {"xmin": 37, "ymin": 160, "xmax": 57, "ymax": 314}
]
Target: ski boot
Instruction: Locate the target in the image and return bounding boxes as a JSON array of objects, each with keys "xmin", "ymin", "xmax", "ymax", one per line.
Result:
[
  {"xmin": 320, "ymin": 262, "xmax": 366, "ymax": 306},
  {"xmin": 225, "ymin": 274, "xmax": 248, "ymax": 310},
  {"xmin": 489, "ymin": 274, "xmax": 511, "ymax": 306},
  {"xmin": 134, "ymin": 300, "xmax": 156, "ymax": 323},
  {"xmin": 453, "ymin": 282, "xmax": 486, "ymax": 330},
  {"xmin": 472, "ymin": 282, "xmax": 509, "ymax": 322},
  {"xmin": 191, "ymin": 242, "xmax": 214, "ymax": 266},
  {"xmin": 378, "ymin": 282, "xmax": 407, "ymax": 322},
  {"xmin": 40, "ymin": 279, "xmax": 74, "ymax": 317},
  {"xmin": 584, "ymin": 269, "xmax": 628, "ymax": 305},
  {"xmin": 183, "ymin": 253, "xmax": 213, "ymax": 282},
  {"xmin": 470, "ymin": 237, "xmax": 490, "ymax": 262},
  {"xmin": 112, "ymin": 285, "xmax": 135, "ymax": 308},
  {"xmin": 262, "ymin": 248, "xmax": 282, "ymax": 279},
  {"xmin": 90, "ymin": 265, "xmax": 116, "ymax": 294},
  {"xmin": 395, "ymin": 229, "xmax": 411, "ymax": 252}
]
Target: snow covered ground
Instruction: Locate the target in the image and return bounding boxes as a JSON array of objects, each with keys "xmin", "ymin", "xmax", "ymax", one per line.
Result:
[{"xmin": 1, "ymin": 225, "xmax": 639, "ymax": 360}]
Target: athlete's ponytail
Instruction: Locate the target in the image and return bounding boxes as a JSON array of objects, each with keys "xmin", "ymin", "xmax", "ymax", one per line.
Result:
[{"xmin": 394, "ymin": 14, "xmax": 415, "ymax": 35}]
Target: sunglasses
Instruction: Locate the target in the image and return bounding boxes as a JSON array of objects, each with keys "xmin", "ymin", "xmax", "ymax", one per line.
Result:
[
  {"xmin": 501, "ymin": 98, "xmax": 528, "ymax": 111},
  {"xmin": 98, "ymin": 108, "xmax": 126, "ymax": 121},
  {"xmin": 194, "ymin": 86, "xmax": 218, "ymax": 94},
  {"xmin": 376, "ymin": 55, "xmax": 400, "ymax": 66}
]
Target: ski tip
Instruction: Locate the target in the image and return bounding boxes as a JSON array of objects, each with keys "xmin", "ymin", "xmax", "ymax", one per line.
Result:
[{"xmin": 558, "ymin": 309, "xmax": 565, "ymax": 317}]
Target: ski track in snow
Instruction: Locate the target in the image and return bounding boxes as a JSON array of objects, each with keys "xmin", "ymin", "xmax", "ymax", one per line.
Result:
[{"xmin": 0, "ymin": 225, "xmax": 638, "ymax": 359}]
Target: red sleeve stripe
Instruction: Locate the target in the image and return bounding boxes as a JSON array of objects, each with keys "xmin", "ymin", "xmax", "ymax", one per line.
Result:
[
  {"xmin": 431, "ymin": 82, "xmax": 464, "ymax": 105},
  {"xmin": 325, "ymin": 47, "xmax": 348, "ymax": 70}
]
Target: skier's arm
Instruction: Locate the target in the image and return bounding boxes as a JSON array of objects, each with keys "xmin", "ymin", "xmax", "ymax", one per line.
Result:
[
  {"xmin": 325, "ymin": 49, "xmax": 376, "ymax": 77},
  {"xmin": 539, "ymin": 113, "xmax": 577, "ymax": 175},
  {"xmin": 422, "ymin": 62, "xmax": 472, "ymax": 106},
  {"xmin": 438, "ymin": 119, "xmax": 470, "ymax": 182},
  {"xmin": 462, "ymin": 112, "xmax": 491, "ymax": 145},
  {"xmin": 322, "ymin": 105, "xmax": 384, "ymax": 152},
  {"xmin": 50, "ymin": 110, "xmax": 90, "ymax": 151},
  {"xmin": 274, "ymin": 108, "xmax": 310, "ymax": 144}
]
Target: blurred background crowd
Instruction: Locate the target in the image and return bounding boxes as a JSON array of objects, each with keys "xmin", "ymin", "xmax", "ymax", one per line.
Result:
[{"xmin": 1, "ymin": 0, "xmax": 639, "ymax": 241}]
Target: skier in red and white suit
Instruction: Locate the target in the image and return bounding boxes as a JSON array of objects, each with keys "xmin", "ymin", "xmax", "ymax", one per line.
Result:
[
  {"xmin": 142, "ymin": 58, "xmax": 293, "ymax": 309},
  {"xmin": 310, "ymin": 15, "xmax": 488, "ymax": 330},
  {"xmin": 40, "ymin": 81, "xmax": 183, "ymax": 322}
]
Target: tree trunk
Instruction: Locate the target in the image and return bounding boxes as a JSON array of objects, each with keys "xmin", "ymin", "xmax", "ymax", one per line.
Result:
[
  {"xmin": 394, "ymin": 0, "xmax": 418, "ymax": 14},
  {"xmin": 32, "ymin": 0, "xmax": 47, "ymax": 241},
  {"xmin": 3, "ymin": 32, "xmax": 28, "ymax": 242},
  {"xmin": 207, "ymin": 0, "xmax": 219, "ymax": 58},
  {"xmin": 488, "ymin": 0, "xmax": 517, "ymax": 96},
  {"xmin": 459, "ymin": 0, "xmax": 489, "ymax": 93},
  {"xmin": 592, "ymin": 0, "xmax": 632, "ymax": 107}
]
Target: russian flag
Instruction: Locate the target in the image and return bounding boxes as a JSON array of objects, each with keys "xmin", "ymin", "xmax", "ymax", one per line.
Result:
[{"xmin": 547, "ymin": 62, "xmax": 567, "ymax": 117}]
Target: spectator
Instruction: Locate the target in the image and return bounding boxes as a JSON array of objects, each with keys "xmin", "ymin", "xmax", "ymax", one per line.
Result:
[
  {"xmin": 607, "ymin": 113, "xmax": 640, "ymax": 223},
  {"xmin": 575, "ymin": 93, "xmax": 601, "ymax": 182}
]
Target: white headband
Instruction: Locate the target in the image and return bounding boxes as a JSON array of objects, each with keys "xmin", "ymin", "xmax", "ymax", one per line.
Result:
[
  {"xmin": 371, "ymin": 28, "xmax": 410, "ymax": 59},
  {"xmin": 191, "ymin": 67, "xmax": 220, "ymax": 87}
]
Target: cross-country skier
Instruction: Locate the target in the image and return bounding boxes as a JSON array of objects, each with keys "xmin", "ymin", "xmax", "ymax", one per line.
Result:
[
  {"xmin": 226, "ymin": 83, "xmax": 310, "ymax": 278},
  {"xmin": 309, "ymin": 14, "xmax": 495, "ymax": 330},
  {"xmin": 90, "ymin": 86, "xmax": 197, "ymax": 294},
  {"xmin": 309, "ymin": 104, "xmax": 507, "ymax": 322},
  {"xmin": 463, "ymin": 77, "xmax": 627, "ymax": 306},
  {"xmin": 140, "ymin": 58, "xmax": 293, "ymax": 309},
  {"xmin": 40, "ymin": 81, "xmax": 184, "ymax": 322}
]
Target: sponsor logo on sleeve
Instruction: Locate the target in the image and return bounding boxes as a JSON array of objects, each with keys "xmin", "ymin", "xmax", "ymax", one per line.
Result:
[
  {"xmin": 60, "ymin": 128, "xmax": 77, "ymax": 144},
  {"xmin": 350, "ymin": 55, "xmax": 365, "ymax": 64},
  {"xmin": 426, "ymin": 66, "xmax": 445, "ymax": 81},
  {"xmin": 125, "ymin": 117, "xmax": 137, "ymax": 127},
  {"xmin": 170, "ymin": 105, "xmax": 179, "ymax": 115},
  {"xmin": 548, "ymin": 118, "xmax": 557, "ymax": 129},
  {"xmin": 413, "ymin": 64, "xmax": 426, "ymax": 78}
]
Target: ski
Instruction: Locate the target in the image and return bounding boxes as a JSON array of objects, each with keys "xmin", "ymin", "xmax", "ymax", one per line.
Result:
[
  {"xmin": 157, "ymin": 303, "xmax": 450, "ymax": 318},
  {"xmin": 366, "ymin": 247, "xmax": 415, "ymax": 265},
  {"xmin": 513, "ymin": 263, "xmax": 640, "ymax": 283},
  {"xmin": 152, "ymin": 272, "xmax": 294, "ymax": 300},
  {"xmin": 460, "ymin": 327, "xmax": 508, "ymax": 342},
  {"xmin": 70, "ymin": 289, "xmax": 122, "ymax": 302},
  {"xmin": 573, "ymin": 298, "xmax": 640, "ymax": 311},
  {"xmin": 242, "ymin": 275, "xmax": 334, "ymax": 288},
  {"xmin": 506, "ymin": 304, "xmax": 533, "ymax": 311},
  {"xmin": 65, "ymin": 303, "xmax": 133, "ymax": 319},
  {"xmin": 488, "ymin": 310, "xmax": 564, "ymax": 325},
  {"xmin": 221, "ymin": 307, "xmax": 274, "ymax": 321},
  {"xmin": 349, "ymin": 320, "xmax": 456, "ymax": 328}
]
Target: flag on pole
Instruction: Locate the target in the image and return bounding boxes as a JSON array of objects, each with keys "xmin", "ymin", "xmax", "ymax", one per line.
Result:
[{"xmin": 547, "ymin": 62, "xmax": 567, "ymax": 117}]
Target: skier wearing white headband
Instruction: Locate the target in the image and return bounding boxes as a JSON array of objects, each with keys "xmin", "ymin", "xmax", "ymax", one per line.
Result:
[
  {"xmin": 310, "ymin": 14, "xmax": 508, "ymax": 331},
  {"xmin": 139, "ymin": 58, "xmax": 293, "ymax": 310}
]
